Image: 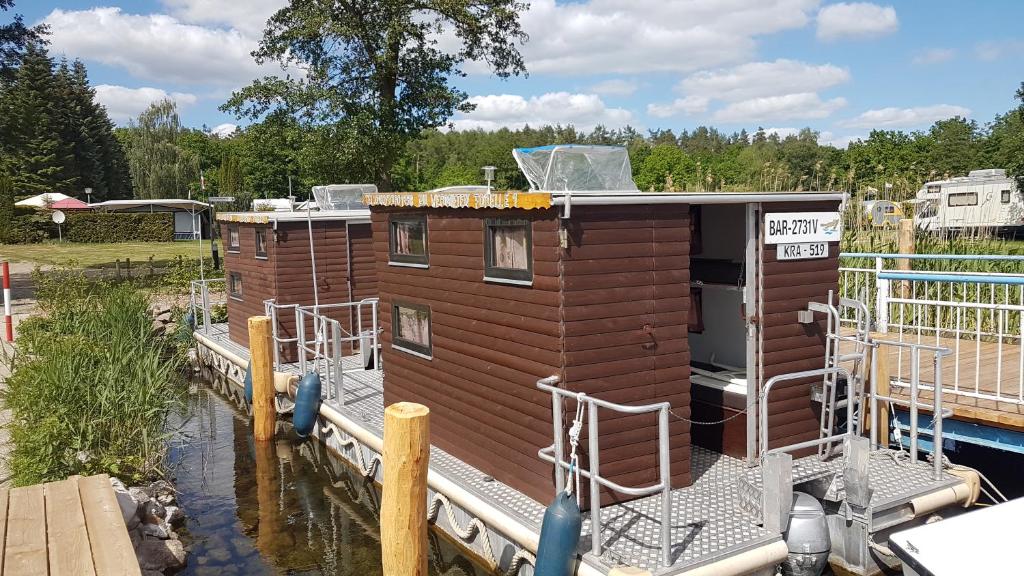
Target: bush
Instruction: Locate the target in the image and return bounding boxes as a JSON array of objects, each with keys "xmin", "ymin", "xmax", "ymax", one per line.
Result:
[
  {"xmin": 65, "ymin": 211, "xmax": 174, "ymax": 243},
  {"xmin": 2, "ymin": 269, "xmax": 182, "ymax": 485},
  {"xmin": 0, "ymin": 207, "xmax": 55, "ymax": 244}
]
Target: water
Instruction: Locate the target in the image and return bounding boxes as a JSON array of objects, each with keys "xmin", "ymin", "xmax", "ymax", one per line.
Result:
[{"xmin": 165, "ymin": 375, "xmax": 497, "ymax": 576}]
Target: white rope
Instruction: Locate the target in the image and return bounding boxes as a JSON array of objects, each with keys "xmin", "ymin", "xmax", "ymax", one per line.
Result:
[
  {"xmin": 565, "ymin": 393, "xmax": 585, "ymax": 505},
  {"xmin": 319, "ymin": 422, "xmax": 383, "ymax": 478}
]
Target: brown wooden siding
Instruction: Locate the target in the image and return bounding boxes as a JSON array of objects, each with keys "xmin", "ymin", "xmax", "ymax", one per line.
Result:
[
  {"xmin": 561, "ymin": 205, "xmax": 692, "ymax": 502},
  {"xmin": 759, "ymin": 201, "xmax": 841, "ymax": 452},
  {"xmin": 224, "ymin": 222, "xmax": 276, "ymax": 351},
  {"xmin": 348, "ymin": 223, "xmax": 377, "ymax": 334},
  {"xmin": 374, "ymin": 208, "xmax": 562, "ymax": 505}
]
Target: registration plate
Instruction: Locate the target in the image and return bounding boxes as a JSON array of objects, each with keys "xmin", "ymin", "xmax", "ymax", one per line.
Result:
[{"xmin": 777, "ymin": 242, "xmax": 828, "ymax": 261}]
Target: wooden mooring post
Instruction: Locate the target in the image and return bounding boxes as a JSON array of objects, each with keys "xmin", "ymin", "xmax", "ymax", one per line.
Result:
[
  {"xmin": 248, "ymin": 315, "xmax": 275, "ymax": 442},
  {"xmin": 381, "ymin": 402, "xmax": 430, "ymax": 576}
]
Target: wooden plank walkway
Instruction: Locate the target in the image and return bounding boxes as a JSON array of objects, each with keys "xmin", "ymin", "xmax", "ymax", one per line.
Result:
[
  {"xmin": 840, "ymin": 330, "xmax": 1024, "ymax": 430},
  {"xmin": 0, "ymin": 474, "xmax": 140, "ymax": 576}
]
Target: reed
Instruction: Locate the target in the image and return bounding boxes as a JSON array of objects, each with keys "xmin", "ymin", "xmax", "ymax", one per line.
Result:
[{"xmin": 2, "ymin": 268, "xmax": 182, "ymax": 486}]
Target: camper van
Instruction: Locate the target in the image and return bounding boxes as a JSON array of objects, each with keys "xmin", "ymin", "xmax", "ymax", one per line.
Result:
[{"xmin": 914, "ymin": 169, "xmax": 1024, "ymax": 234}]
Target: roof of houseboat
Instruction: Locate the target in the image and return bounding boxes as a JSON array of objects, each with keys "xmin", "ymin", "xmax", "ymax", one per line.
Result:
[
  {"xmin": 216, "ymin": 209, "xmax": 371, "ymax": 224},
  {"xmin": 362, "ymin": 190, "xmax": 846, "ymax": 211}
]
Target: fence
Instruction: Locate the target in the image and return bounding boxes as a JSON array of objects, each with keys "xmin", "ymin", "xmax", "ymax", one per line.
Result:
[
  {"xmin": 189, "ymin": 278, "xmax": 226, "ymax": 334},
  {"xmin": 839, "ymin": 253, "xmax": 1024, "ymax": 406}
]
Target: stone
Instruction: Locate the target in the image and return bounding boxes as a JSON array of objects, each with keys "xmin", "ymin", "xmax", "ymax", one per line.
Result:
[
  {"xmin": 129, "ymin": 487, "xmax": 152, "ymax": 506},
  {"xmin": 147, "ymin": 480, "xmax": 176, "ymax": 501},
  {"xmin": 140, "ymin": 522, "xmax": 169, "ymax": 540},
  {"xmin": 111, "ymin": 481, "xmax": 140, "ymax": 529},
  {"xmin": 142, "ymin": 500, "xmax": 166, "ymax": 524},
  {"xmin": 164, "ymin": 505, "xmax": 184, "ymax": 525},
  {"xmin": 156, "ymin": 311, "xmax": 173, "ymax": 323},
  {"xmin": 142, "ymin": 571, "xmax": 163, "ymax": 576},
  {"xmin": 156, "ymin": 493, "xmax": 175, "ymax": 506},
  {"xmin": 207, "ymin": 546, "xmax": 231, "ymax": 563},
  {"xmin": 137, "ymin": 539, "xmax": 186, "ymax": 572},
  {"xmin": 151, "ymin": 320, "xmax": 166, "ymax": 336}
]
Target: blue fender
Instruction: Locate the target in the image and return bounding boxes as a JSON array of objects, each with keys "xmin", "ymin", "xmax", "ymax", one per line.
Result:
[
  {"xmin": 183, "ymin": 310, "xmax": 195, "ymax": 330},
  {"xmin": 293, "ymin": 371, "xmax": 322, "ymax": 438},
  {"xmin": 243, "ymin": 360, "xmax": 253, "ymax": 405},
  {"xmin": 534, "ymin": 491, "xmax": 582, "ymax": 576}
]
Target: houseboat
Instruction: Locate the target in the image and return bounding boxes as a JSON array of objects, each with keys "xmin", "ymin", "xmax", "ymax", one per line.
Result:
[{"xmin": 191, "ymin": 148, "xmax": 974, "ymax": 576}]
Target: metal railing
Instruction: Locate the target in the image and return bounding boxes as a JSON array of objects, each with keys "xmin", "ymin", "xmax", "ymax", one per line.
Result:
[
  {"xmin": 264, "ymin": 298, "xmax": 381, "ymax": 404},
  {"xmin": 189, "ymin": 278, "xmax": 226, "ymax": 334},
  {"xmin": 536, "ymin": 376, "xmax": 672, "ymax": 568},
  {"xmin": 839, "ymin": 252, "xmax": 1024, "ymax": 406},
  {"xmin": 760, "ymin": 367, "xmax": 854, "ymax": 459}
]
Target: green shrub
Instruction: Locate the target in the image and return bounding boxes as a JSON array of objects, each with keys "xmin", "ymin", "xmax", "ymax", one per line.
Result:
[
  {"xmin": 65, "ymin": 212, "xmax": 174, "ymax": 243},
  {"xmin": 2, "ymin": 269, "xmax": 182, "ymax": 485},
  {"xmin": 0, "ymin": 207, "xmax": 55, "ymax": 244}
]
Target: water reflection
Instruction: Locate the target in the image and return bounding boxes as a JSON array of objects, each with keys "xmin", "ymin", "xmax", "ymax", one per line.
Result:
[{"xmin": 166, "ymin": 374, "xmax": 495, "ymax": 576}]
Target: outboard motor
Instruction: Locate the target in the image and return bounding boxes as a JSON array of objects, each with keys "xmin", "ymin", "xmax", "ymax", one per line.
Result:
[{"xmin": 781, "ymin": 492, "xmax": 830, "ymax": 576}]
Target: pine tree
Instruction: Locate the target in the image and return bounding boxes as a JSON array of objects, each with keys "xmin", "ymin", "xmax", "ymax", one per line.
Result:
[
  {"xmin": 0, "ymin": 43, "xmax": 76, "ymax": 195},
  {"xmin": 0, "ymin": 173, "xmax": 14, "ymax": 241}
]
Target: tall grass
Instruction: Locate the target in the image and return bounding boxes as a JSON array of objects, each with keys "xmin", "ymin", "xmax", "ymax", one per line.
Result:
[{"xmin": 2, "ymin": 268, "xmax": 182, "ymax": 485}]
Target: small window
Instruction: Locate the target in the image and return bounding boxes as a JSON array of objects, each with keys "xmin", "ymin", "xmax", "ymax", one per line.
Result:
[
  {"xmin": 392, "ymin": 302, "xmax": 431, "ymax": 358},
  {"xmin": 947, "ymin": 192, "xmax": 977, "ymax": 207},
  {"xmin": 927, "ymin": 185, "xmax": 941, "ymax": 194},
  {"xmin": 229, "ymin": 272, "xmax": 243, "ymax": 300},
  {"xmin": 484, "ymin": 218, "xmax": 533, "ymax": 284},
  {"xmin": 1002, "ymin": 189, "xmax": 1012, "ymax": 204},
  {"xmin": 227, "ymin": 224, "xmax": 240, "ymax": 252},
  {"xmin": 389, "ymin": 215, "xmax": 428, "ymax": 266},
  {"xmin": 255, "ymin": 228, "xmax": 268, "ymax": 259}
]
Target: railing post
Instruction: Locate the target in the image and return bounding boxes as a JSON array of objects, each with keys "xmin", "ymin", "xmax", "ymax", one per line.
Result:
[
  {"xmin": 875, "ymin": 257, "xmax": 889, "ymax": 333},
  {"xmin": 296, "ymin": 308, "xmax": 307, "ymax": 374},
  {"xmin": 910, "ymin": 346, "xmax": 920, "ymax": 463},
  {"xmin": 269, "ymin": 304, "xmax": 280, "ymax": 371},
  {"xmin": 372, "ymin": 301, "xmax": 380, "ymax": 370},
  {"xmin": 587, "ymin": 402, "xmax": 601, "ymax": 558},
  {"xmin": 658, "ymin": 406, "xmax": 671, "ymax": 568},
  {"xmin": 201, "ymin": 283, "xmax": 212, "ymax": 334},
  {"xmin": 332, "ymin": 320, "xmax": 343, "ymax": 403},
  {"xmin": 933, "ymin": 352, "xmax": 944, "ymax": 480},
  {"xmin": 869, "ymin": 343, "xmax": 879, "ymax": 448},
  {"xmin": 552, "ymin": 391, "xmax": 565, "ymax": 494}
]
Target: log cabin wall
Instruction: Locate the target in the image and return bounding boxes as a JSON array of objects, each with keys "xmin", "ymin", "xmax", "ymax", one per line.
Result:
[
  {"xmin": 759, "ymin": 200, "xmax": 842, "ymax": 452},
  {"xmin": 372, "ymin": 208, "xmax": 562, "ymax": 504},
  {"xmin": 223, "ymin": 221, "xmax": 277, "ymax": 351},
  {"xmin": 347, "ymin": 223, "xmax": 378, "ymax": 334},
  {"xmin": 560, "ymin": 205, "xmax": 692, "ymax": 500}
]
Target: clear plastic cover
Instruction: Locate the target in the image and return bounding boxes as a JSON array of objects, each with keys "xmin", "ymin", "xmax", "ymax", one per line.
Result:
[
  {"xmin": 311, "ymin": 184, "xmax": 377, "ymax": 210},
  {"xmin": 512, "ymin": 145, "xmax": 638, "ymax": 192}
]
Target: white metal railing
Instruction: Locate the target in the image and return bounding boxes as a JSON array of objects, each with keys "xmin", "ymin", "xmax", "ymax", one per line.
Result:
[
  {"xmin": 264, "ymin": 298, "xmax": 381, "ymax": 404},
  {"xmin": 536, "ymin": 376, "xmax": 672, "ymax": 568},
  {"xmin": 189, "ymin": 278, "xmax": 226, "ymax": 334},
  {"xmin": 839, "ymin": 253, "xmax": 1024, "ymax": 406}
]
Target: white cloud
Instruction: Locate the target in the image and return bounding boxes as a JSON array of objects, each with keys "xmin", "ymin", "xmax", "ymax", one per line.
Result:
[
  {"xmin": 816, "ymin": 3, "xmax": 898, "ymax": 41},
  {"xmin": 43, "ymin": 7, "xmax": 272, "ymax": 87},
  {"xmin": 590, "ymin": 79, "xmax": 639, "ymax": 97},
  {"xmin": 94, "ymin": 85, "xmax": 198, "ymax": 123},
  {"xmin": 818, "ymin": 131, "xmax": 861, "ymax": 149},
  {"xmin": 161, "ymin": 0, "xmax": 286, "ymax": 37},
  {"xmin": 712, "ymin": 93, "xmax": 847, "ymax": 123},
  {"xmin": 975, "ymin": 40, "xmax": 1024, "ymax": 61},
  {"xmin": 912, "ymin": 48, "xmax": 954, "ymax": 65},
  {"xmin": 209, "ymin": 123, "xmax": 239, "ymax": 137},
  {"xmin": 647, "ymin": 96, "xmax": 709, "ymax": 118},
  {"xmin": 451, "ymin": 92, "xmax": 632, "ymax": 131},
  {"xmin": 457, "ymin": 0, "xmax": 820, "ymax": 76},
  {"xmin": 765, "ymin": 127, "xmax": 800, "ymax": 139},
  {"xmin": 678, "ymin": 59, "xmax": 849, "ymax": 102},
  {"xmin": 839, "ymin": 104, "xmax": 971, "ymax": 129}
]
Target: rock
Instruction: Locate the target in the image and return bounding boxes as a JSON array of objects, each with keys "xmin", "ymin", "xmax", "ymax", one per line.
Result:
[
  {"xmin": 129, "ymin": 487, "xmax": 151, "ymax": 506},
  {"xmin": 151, "ymin": 320, "xmax": 166, "ymax": 336},
  {"xmin": 141, "ymin": 500, "xmax": 166, "ymax": 524},
  {"xmin": 207, "ymin": 546, "xmax": 231, "ymax": 563},
  {"xmin": 140, "ymin": 522, "xmax": 169, "ymax": 540},
  {"xmin": 156, "ymin": 493, "xmax": 175, "ymax": 506},
  {"xmin": 129, "ymin": 526, "xmax": 142, "ymax": 549},
  {"xmin": 164, "ymin": 505, "xmax": 184, "ymax": 525},
  {"xmin": 137, "ymin": 539, "xmax": 186, "ymax": 572},
  {"xmin": 147, "ymin": 480, "xmax": 176, "ymax": 502},
  {"xmin": 110, "ymin": 479, "xmax": 140, "ymax": 529},
  {"xmin": 156, "ymin": 311, "xmax": 173, "ymax": 323},
  {"xmin": 142, "ymin": 571, "xmax": 163, "ymax": 576}
]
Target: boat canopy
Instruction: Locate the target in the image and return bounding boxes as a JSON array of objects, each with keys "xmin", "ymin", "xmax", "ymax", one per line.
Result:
[
  {"xmin": 512, "ymin": 144, "xmax": 638, "ymax": 192},
  {"xmin": 312, "ymin": 184, "xmax": 377, "ymax": 210}
]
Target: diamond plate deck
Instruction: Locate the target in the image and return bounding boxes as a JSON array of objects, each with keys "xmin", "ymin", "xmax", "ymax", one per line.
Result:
[{"xmin": 198, "ymin": 323, "xmax": 965, "ymax": 575}]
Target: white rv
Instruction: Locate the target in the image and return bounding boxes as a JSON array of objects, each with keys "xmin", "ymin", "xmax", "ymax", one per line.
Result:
[{"xmin": 913, "ymin": 169, "xmax": 1024, "ymax": 234}]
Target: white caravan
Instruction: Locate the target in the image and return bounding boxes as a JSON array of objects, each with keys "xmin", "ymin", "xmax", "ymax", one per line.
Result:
[{"xmin": 913, "ymin": 169, "xmax": 1024, "ymax": 234}]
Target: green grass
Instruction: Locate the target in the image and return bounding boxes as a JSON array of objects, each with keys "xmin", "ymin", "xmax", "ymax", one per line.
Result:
[{"xmin": 0, "ymin": 239, "xmax": 221, "ymax": 269}]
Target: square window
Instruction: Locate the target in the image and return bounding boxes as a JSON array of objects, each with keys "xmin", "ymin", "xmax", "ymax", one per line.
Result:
[
  {"xmin": 229, "ymin": 272, "xmax": 243, "ymax": 300},
  {"xmin": 392, "ymin": 302, "xmax": 431, "ymax": 358},
  {"xmin": 1002, "ymin": 189, "xmax": 1012, "ymax": 204},
  {"xmin": 389, "ymin": 215, "xmax": 428, "ymax": 266},
  {"xmin": 484, "ymin": 218, "xmax": 533, "ymax": 284},
  {"xmin": 255, "ymin": 228, "xmax": 268, "ymax": 258},
  {"xmin": 227, "ymin": 224, "xmax": 240, "ymax": 252},
  {"xmin": 947, "ymin": 192, "xmax": 977, "ymax": 207}
]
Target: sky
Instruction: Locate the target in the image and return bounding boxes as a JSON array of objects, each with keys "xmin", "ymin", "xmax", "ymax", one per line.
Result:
[{"xmin": 13, "ymin": 0, "xmax": 1024, "ymax": 147}]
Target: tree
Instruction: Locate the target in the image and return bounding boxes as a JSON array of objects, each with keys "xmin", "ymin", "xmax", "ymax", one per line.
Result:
[
  {"xmin": 1000, "ymin": 82, "xmax": 1024, "ymax": 191},
  {"xmin": 122, "ymin": 99, "xmax": 199, "ymax": 199},
  {"xmin": 1, "ymin": 0, "xmax": 47, "ymax": 82},
  {"xmin": 223, "ymin": 0, "xmax": 528, "ymax": 190},
  {"xmin": 0, "ymin": 173, "xmax": 13, "ymax": 241}
]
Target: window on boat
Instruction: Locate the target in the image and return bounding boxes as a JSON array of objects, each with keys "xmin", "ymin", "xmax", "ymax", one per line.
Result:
[
  {"xmin": 1002, "ymin": 189, "xmax": 1012, "ymax": 204},
  {"xmin": 483, "ymin": 218, "xmax": 533, "ymax": 284},
  {"xmin": 392, "ymin": 302, "xmax": 431, "ymax": 358},
  {"xmin": 947, "ymin": 192, "xmax": 977, "ymax": 207},
  {"xmin": 389, "ymin": 215, "xmax": 428, "ymax": 266},
  {"xmin": 229, "ymin": 272, "xmax": 243, "ymax": 300},
  {"xmin": 227, "ymin": 224, "xmax": 240, "ymax": 252},
  {"xmin": 255, "ymin": 228, "xmax": 268, "ymax": 259}
]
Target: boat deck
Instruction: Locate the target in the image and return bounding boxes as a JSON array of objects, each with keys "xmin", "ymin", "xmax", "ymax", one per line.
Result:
[{"xmin": 199, "ymin": 323, "xmax": 963, "ymax": 575}]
